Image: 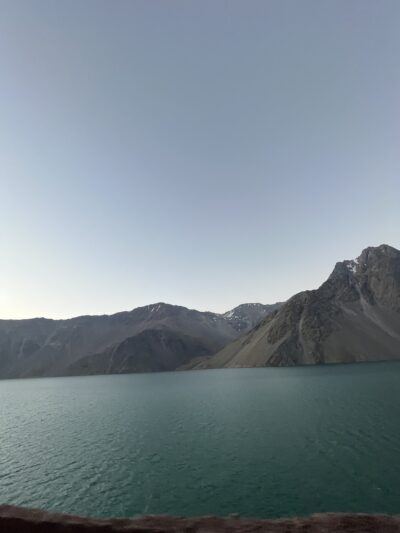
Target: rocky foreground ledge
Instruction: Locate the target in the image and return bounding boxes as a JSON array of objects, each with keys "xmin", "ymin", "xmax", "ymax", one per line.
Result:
[{"xmin": 0, "ymin": 505, "xmax": 400, "ymax": 532}]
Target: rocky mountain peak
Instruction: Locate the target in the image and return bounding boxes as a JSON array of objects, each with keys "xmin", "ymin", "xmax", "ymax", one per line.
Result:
[
  {"xmin": 197, "ymin": 244, "xmax": 400, "ymax": 369},
  {"xmin": 323, "ymin": 245, "xmax": 400, "ymax": 303},
  {"xmin": 222, "ymin": 302, "xmax": 282, "ymax": 333}
]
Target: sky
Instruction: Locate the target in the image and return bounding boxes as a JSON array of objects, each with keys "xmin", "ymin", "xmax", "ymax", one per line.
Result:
[{"xmin": 1, "ymin": 0, "xmax": 399, "ymax": 319}]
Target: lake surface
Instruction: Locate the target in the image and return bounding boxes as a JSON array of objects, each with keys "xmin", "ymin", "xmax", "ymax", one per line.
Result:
[{"xmin": 1, "ymin": 363, "xmax": 400, "ymax": 519}]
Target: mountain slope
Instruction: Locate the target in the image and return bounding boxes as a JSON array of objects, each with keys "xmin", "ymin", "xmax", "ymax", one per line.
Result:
[
  {"xmin": 0, "ymin": 302, "xmax": 279, "ymax": 378},
  {"xmin": 68, "ymin": 329, "xmax": 211, "ymax": 375},
  {"xmin": 196, "ymin": 245, "xmax": 400, "ymax": 368},
  {"xmin": 222, "ymin": 303, "xmax": 282, "ymax": 333}
]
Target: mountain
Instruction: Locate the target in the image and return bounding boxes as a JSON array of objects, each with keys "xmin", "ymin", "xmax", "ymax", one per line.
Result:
[
  {"xmin": 193, "ymin": 245, "xmax": 400, "ymax": 369},
  {"xmin": 68, "ymin": 329, "xmax": 211, "ymax": 375},
  {"xmin": 0, "ymin": 302, "xmax": 279, "ymax": 378},
  {"xmin": 222, "ymin": 303, "xmax": 281, "ymax": 333}
]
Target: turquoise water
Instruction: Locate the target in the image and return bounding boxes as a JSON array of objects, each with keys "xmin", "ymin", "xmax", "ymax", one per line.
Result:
[{"xmin": 0, "ymin": 363, "xmax": 400, "ymax": 519}]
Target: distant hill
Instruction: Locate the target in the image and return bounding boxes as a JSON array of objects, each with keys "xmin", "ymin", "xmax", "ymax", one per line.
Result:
[
  {"xmin": 192, "ymin": 245, "xmax": 400, "ymax": 369},
  {"xmin": 0, "ymin": 302, "xmax": 280, "ymax": 378}
]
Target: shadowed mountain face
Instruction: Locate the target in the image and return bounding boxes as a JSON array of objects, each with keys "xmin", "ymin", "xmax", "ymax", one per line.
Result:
[
  {"xmin": 68, "ymin": 329, "xmax": 211, "ymax": 375},
  {"xmin": 195, "ymin": 245, "xmax": 400, "ymax": 369},
  {"xmin": 3, "ymin": 244, "xmax": 399, "ymax": 377},
  {"xmin": 0, "ymin": 303, "xmax": 279, "ymax": 378}
]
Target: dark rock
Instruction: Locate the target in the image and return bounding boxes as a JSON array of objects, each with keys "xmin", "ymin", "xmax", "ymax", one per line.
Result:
[
  {"xmin": 198, "ymin": 245, "xmax": 400, "ymax": 368},
  {"xmin": 0, "ymin": 505, "xmax": 400, "ymax": 532},
  {"xmin": 0, "ymin": 302, "xmax": 280, "ymax": 378}
]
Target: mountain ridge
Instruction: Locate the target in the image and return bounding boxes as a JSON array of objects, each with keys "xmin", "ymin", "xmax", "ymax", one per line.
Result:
[
  {"xmin": 191, "ymin": 244, "xmax": 400, "ymax": 369},
  {"xmin": 0, "ymin": 302, "xmax": 281, "ymax": 378},
  {"xmin": 2, "ymin": 244, "xmax": 400, "ymax": 377}
]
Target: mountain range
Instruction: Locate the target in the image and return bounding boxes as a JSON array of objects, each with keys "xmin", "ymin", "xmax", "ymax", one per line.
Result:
[
  {"xmin": 1, "ymin": 244, "xmax": 399, "ymax": 379},
  {"xmin": 0, "ymin": 302, "xmax": 280, "ymax": 378},
  {"xmin": 192, "ymin": 244, "xmax": 400, "ymax": 369}
]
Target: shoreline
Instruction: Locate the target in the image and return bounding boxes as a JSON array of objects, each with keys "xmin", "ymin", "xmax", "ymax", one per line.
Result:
[
  {"xmin": 1, "ymin": 505, "xmax": 400, "ymax": 532},
  {"xmin": 1, "ymin": 357, "xmax": 400, "ymax": 383}
]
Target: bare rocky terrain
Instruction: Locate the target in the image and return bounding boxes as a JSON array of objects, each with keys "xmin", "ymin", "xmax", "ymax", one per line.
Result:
[
  {"xmin": 193, "ymin": 245, "xmax": 400, "ymax": 369},
  {"xmin": 0, "ymin": 302, "xmax": 279, "ymax": 378},
  {"xmin": 1, "ymin": 505, "xmax": 400, "ymax": 532},
  {"xmin": 2, "ymin": 244, "xmax": 399, "ymax": 377}
]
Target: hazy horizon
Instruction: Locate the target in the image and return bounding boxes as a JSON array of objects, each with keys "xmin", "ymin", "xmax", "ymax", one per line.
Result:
[
  {"xmin": 0, "ymin": 241, "xmax": 398, "ymax": 321},
  {"xmin": 2, "ymin": 0, "xmax": 400, "ymax": 320}
]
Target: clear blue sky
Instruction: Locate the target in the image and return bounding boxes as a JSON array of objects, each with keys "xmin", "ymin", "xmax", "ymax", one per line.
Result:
[{"xmin": 1, "ymin": 0, "xmax": 399, "ymax": 319}]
